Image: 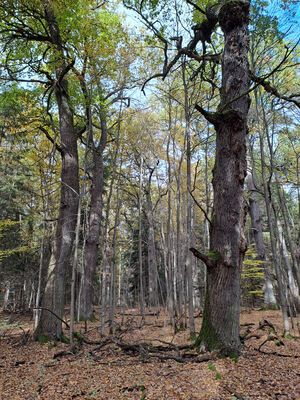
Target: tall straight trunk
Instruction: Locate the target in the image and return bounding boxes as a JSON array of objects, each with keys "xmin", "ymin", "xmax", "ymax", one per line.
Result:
[
  {"xmin": 138, "ymin": 149, "xmax": 145, "ymax": 317},
  {"xmin": 246, "ymin": 156, "xmax": 276, "ymax": 308},
  {"xmin": 80, "ymin": 106, "xmax": 107, "ymax": 320},
  {"xmin": 109, "ymin": 191, "xmax": 121, "ymax": 333},
  {"xmin": 70, "ymin": 199, "xmax": 82, "ymax": 349},
  {"xmin": 276, "ymin": 219, "xmax": 300, "ymax": 312},
  {"xmin": 257, "ymin": 98, "xmax": 290, "ymax": 335},
  {"xmin": 192, "ymin": 1, "xmax": 250, "ymax": 353},
  {"xmin": 182, "ymin": 59, "xmax": 195, "ymax": 334},
  {"xmin": 34, "ymin": 224, "xmax": 52, "ymax": 328},
  {"xmin": 146, "ymin": 168, "xmax": 159, "ymax": 308},
  {"xmin": 36, "ymin": 1, "xmax": 79, "ymax": 339},
  {"xmin": 264, "ymin": 102, "xmax": 300, "ymax": 292},
  {"xmin": 175, "ymin": 161, "xmax": 184, "ymax": 326},
  {"xmin": 166, "ymin": 98, "xmax": 175, "ymax": 326},
  {"xmin": 274, "ymin": 171, "xmax": 300, "ymax": 290},
  {"xmin": 101, "ymin": 113, "xmax": 122, "ymax": 333}
]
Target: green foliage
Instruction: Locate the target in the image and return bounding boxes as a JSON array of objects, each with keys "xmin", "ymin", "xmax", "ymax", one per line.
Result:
[
  {"xmin": 208, "ymin": 361, "xmax": 216, "ymax": 371},
  {"xmin": 191, "ymin": 0, "xmax": 218, "ymax": 24},
  {"xmin": 215, "ymin": 372, "xmax": 222, "ymax": 380},
  {"xmin": 187, "ymin": 332, "xmax": 197, "ymax": 341},
  {"xmin": 61, "ymin": 333, "xmax": 69, "ymax": 344},
  {"xmin": 208, "ymin": 361, "xmax": 222, "ymax": 380},
  {"xmin": 89, "ymin": 315, "xmax": 98, "ymax": 323},
  {"xmin": 0, "ymin": 318, "xmax": 22, "ymax": 330},
  {"xmin": 230, "ymin": 353, "xmax": 239, "ymax": 363},
  {"xmin": 138, "ymin": 382, "xmax": 146, "ymax": 399},
  {"xmin": 74, "ymin": 331, "xmax": 83, "ymax": 340},
  {"xmin": 241, "ymin": 245, "xmax": 264, "ymax": 305},
  {"xmin": 207, "ymin": 250, "xmax": 221, "ymax": 261},
  {"xmin": 38, "ymin": 334, "xmax": 51, "ymax": 345}
]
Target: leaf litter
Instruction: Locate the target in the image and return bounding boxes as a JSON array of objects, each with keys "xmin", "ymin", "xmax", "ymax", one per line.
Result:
[{"xmin": 0, "ymin": 308, "xmax": 299, "ymax": 399}]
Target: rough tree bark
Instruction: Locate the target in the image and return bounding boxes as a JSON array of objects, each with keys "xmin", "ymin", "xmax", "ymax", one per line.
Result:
[
  {"xmin": 191, "ymin": 1, "xmax": 250, "ymax": 354},
  {"xmin": 80, "ymin": 105, "xmax": 107, "ymax": 320},
  {"xmin": 35, "ymin": 0, "xmax": 79, "ymax": 340}
]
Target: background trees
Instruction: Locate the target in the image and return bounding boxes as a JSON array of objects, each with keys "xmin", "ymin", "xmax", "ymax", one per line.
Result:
[{"xmin": 0, "ymin": 0, "xmax": 299, "ymax": 350}]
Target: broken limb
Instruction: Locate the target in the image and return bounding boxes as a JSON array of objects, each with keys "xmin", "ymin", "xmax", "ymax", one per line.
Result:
[{"xmin": 189, "ymin": 247, "xmax": 215, "ymax": 269}]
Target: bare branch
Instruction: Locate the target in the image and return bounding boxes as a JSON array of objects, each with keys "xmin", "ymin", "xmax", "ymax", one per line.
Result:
[
  {"xmin": 38, "ymin": 126, "xmax": 63, "ymax": 153},
  {"xmin": 185, "ymin": 0, "xmax": 206, "ymax": 15},
  {"xmin": 250, "ymin": 71, "xmax": 300, "ymax": 109},
  {"xmin": 189, "ymin": 190, "xmax": 212, "ymax": 226},
  {"xmin": 189, "ymin": 247, "xmax": 214, "ymax": 268},
  {"xmin": 33, "ymin": 307, "xmax": 69, "ymax": 329}
]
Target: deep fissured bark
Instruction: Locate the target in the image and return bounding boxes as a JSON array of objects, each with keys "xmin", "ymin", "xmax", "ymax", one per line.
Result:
[
  {"xmin": 195, "ymin": 1, "xmax": 250, "ymax": 354},
  {"xmin": 35, "ymin": 1, "xmax": 79, "ymax": 340},
  {"xmin": 80, "ymin": 108, "xmax": 107, "ymax": 321}
]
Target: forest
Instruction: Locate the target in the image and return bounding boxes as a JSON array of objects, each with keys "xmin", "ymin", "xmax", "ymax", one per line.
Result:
[{"xmin": 0, "ymin": 0, "xmax": 299, "ymax": 399}]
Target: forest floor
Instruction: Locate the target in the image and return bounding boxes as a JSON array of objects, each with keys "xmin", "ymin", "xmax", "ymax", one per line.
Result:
[{"xmin": 0, "ymin": 308, "xmax": 299, "ymax": 400}]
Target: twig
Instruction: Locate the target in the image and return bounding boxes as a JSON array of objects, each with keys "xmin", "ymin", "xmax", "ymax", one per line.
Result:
[{"xmin": 33, "ymin": 307, "xmax": 70, "ymax": 329}]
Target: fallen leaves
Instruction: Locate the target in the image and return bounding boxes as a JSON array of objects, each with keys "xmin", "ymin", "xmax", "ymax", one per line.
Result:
[{"xmin": 0, "ymin": 308, "xmax": 299, "ymax": 399}]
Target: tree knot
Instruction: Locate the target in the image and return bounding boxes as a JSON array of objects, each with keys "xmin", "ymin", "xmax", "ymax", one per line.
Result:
[{"xmin": 219, "ymin": 1, "xmax": 250, "ymax": 33}]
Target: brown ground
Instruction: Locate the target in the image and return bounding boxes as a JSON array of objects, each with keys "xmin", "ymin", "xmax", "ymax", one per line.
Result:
[{"xmin": 0, "ymin": 308, "xmax": 299, "ymax": 400}]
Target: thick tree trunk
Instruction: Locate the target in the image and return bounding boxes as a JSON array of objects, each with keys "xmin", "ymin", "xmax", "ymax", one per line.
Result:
[
  {"xmin": 193, "ymin": 1, "xmax": 250, "ymax": 354},
  {"xmin": 80, "ymin": 108, "xmax": 107, "ymax": 320},
  {"xmin": 34, "ymin": 1, "xmax": 80, "ymax": 340},
  {"xmin": 80, "ymin": 150, "xmax": 103, "ymax": 320}
]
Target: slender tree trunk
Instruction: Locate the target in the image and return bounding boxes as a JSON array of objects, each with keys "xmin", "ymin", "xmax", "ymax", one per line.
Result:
[
  {"xmin": 146, "ymin": 168, "xmax": 159, "ymax": 308},
  {"xmin": 182, "ymin": 59, "xmax": 195, "ymax": 334},
  {"xmin": 257, "ymin": 99, "xmax": 290, "ymax": 335},
  {"xmin": 192, "ymin": 1, "xmax": 250, "ymax": 353},
  {"xmin": 138, "ymin": 149, "xmax": 145, "ymax": 318},
  {"xmin": 109, "ymin": 192, "xmax": 121, "ymax": 333},
  {"xmin": 70, "ymin": 199, "xmax": 82, "ymax": 349},
  {"xmin": 3, "ymin": 282, "xmax": 10, "ymax": 311},
  {"xmin": 276, "ymin": 219, "xmax": 300, "ymax": 313},
  {"xmin": 246, "ymin": 156, "xmax": 276, "ymax": 308},
  {"xmin": 274, "ymin": 172, "xmax": 300, "ymax": 291},
  {"xmin": 176, "ymin": 162, "xmax": 184, "ymax": 326},
  {"xmin": 101, "ymin": 111, "xmax": 122, "ymax": 333},
  {"xmin": 166, "ymin": 100, "xmax": 174, "ymax": 326}
]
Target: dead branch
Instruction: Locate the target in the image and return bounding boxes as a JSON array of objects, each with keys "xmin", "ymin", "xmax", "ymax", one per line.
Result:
[
  {"xmin": 189, "ymin": 247, "xmax": 215, "ymax": 268},
  {"xmin": 33, "ymin": 307, "xmax": 70, "ymax": 329},
  {"xmin": 258, "ymin": 319, "xmax": 276, "ymax": 332},
  {"xmin": 255, "ymin": 347, "xmax": 299, "ymax": 358},
  {"xmin": 223, "ymin": 385, "xmax": 245, "ymax": 400},
  {"xmin": 53, "ymin": 350, "xmax": 74, "ymax": 359},
  {"xmin": 250, "ymin": 71, "xmax": 300, "ymax": 109},
  {"xmin": 108, "ymin": 339, "xmax": 216, "ymax": 363}
]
